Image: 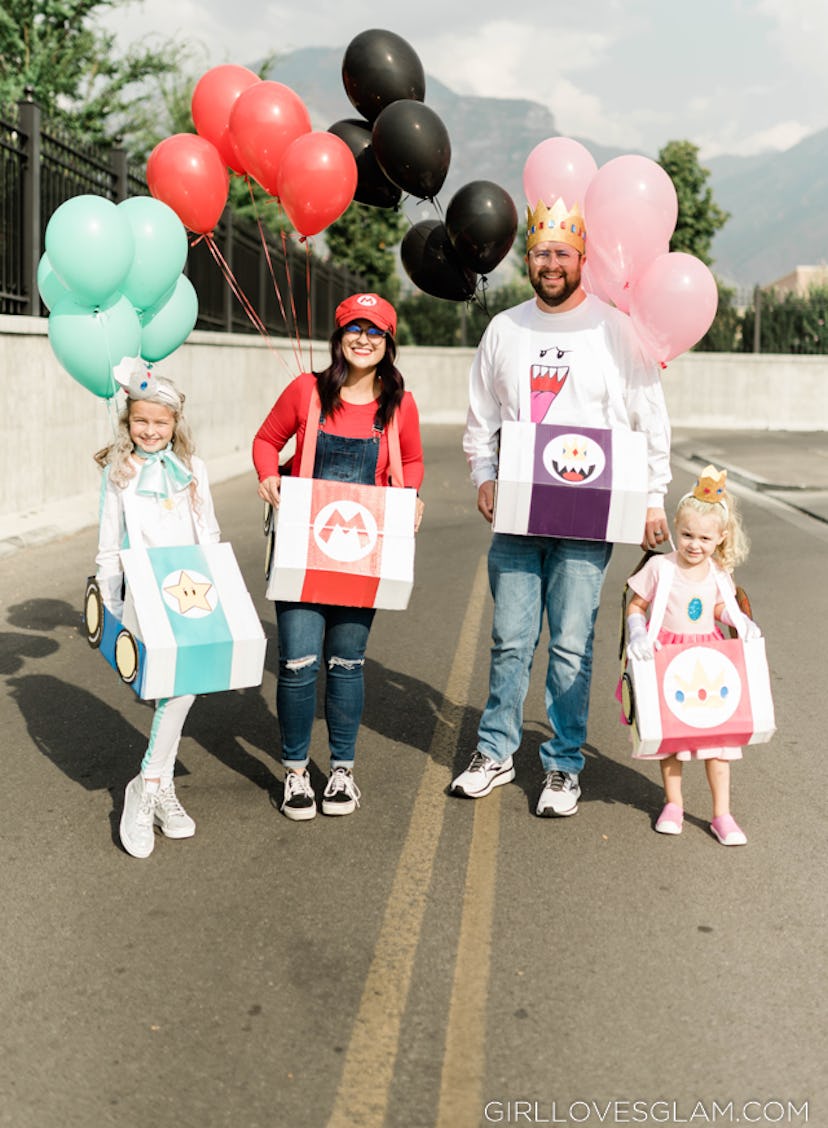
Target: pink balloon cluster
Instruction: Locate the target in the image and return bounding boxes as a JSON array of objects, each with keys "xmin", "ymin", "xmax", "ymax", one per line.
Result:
[
  {"xmin": 522, "ymin": 139, "xmax": 719, "ymax": 364},
  {"xmin": 147, "ymin": 65, "xmax": 357, "ymax": 238}
]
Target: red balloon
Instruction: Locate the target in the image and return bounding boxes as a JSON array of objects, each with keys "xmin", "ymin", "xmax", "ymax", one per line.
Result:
[
  {"xmin": 228, "ymin": 81, "xmax": 312, "ymax": 196},
  {"xmin": 146, "ymin": 134, "xmax": 229, "ymax": 234},
  {"xmin": 191, "ymin": 64, "xmax": 260, "ymax": 172},
  {"xmin": 277, "ymin": 132, "xmax": 358, "ymax": 237}
]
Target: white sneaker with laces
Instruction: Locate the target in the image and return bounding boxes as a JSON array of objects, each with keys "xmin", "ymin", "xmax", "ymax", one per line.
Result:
[
  {"xmin": 536, "ymin": 770, "xmax": 581, "ymax": 817},
  {"xmin": 321, "ymin": 767, "xmax": 361, "ymax": 816},
  {"xmin": 120, "ymin": 776, "xmax": 158, "ymax": 858},
  {"xmin": 154, "ymin": 781, "xmax": 196, "ymax": 839},
  {"xmin": 281, "ymin": 769, "xmax": 317, "ymax": 821},
  {"xmin": 451, "ymin": 751, "xmax": 515, "ymax": 798}
]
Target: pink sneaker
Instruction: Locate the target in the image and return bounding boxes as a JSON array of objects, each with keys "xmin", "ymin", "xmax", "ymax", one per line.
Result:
[
  {"xmin": 710, "ymin": 813, "xmax": 747, "ymax": 846},
  {"xmin": 655, "ymin": 802, "xmax": 683, "ymax": 835}
]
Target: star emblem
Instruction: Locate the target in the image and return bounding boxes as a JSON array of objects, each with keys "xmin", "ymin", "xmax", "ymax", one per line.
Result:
[{"xmin": 163, "ymin": 570, "xmax": 214, "ymax": 614}]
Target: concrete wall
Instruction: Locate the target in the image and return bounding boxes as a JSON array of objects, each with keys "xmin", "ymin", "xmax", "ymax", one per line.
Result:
[{"xmin": 2, "ymin": 314, "xmax": 827, "ymax": 548}]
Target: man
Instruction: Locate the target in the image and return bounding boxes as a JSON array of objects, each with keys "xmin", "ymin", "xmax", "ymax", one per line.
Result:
[{"xmin": 451, "ymin": 197, "xmax": 671, "ymax": 816}]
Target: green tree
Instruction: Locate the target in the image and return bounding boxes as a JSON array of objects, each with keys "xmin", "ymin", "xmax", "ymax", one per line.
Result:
[
  {"xmin": 696, "ymin": 279, "xmax": 742, "ymax": 352},
  {"xmin": 739, "ymin": 285, "xmax": 828, "ymax": 354},
  {"xmin": 0, "ymin": 0, "xmax": 185, "ymax": 147},
  {"xmin": 325, "ymin": 202, "xmax": 407, "ymax": 300},
  {"xmin": 657, "ymin": 140, "xmax": 729, "ymax": 266}
]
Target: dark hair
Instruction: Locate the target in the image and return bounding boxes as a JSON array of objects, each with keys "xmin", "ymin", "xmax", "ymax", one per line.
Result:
[{"xmin": 314, "ymin": 327, "xmax": 404, "ymax": 428}]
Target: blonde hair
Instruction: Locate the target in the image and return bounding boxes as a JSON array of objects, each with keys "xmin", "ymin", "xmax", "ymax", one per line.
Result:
[
  {"xmin": 94, "ymin": 379, "xmax": 199, "ymax": 504},
  {"xmin": 674, "ymin": 488, "xmax": 749, "ymax": 572}
]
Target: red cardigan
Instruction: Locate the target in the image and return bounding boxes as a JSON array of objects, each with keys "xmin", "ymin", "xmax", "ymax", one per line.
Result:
[{"xmin": 253, "ymin": 371, "xmax": 425, "ymax": 490}]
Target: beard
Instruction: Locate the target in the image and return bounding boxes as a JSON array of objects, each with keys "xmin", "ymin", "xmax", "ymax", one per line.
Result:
[{"xmin": 530, "ymin": 268, "xmax": 582, "ymax": 308}]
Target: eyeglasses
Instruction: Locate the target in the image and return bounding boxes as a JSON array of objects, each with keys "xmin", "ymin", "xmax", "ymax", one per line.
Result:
[
  {"xmin": 342, "ymin": 323, "xmax": 386, "ymax": 339},
  {"xmin": 528, "ymin": 248, "xmax": 578, "ymax": 264}
]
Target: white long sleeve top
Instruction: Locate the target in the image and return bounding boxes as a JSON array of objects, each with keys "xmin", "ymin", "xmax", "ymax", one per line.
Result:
[
  {"xmin": 95, "ymin": 454, "xmax": 220, "ymax": 611},
  {"xmin": 463, "ymin": 294, "xmax": 672, "ymax": 507}
]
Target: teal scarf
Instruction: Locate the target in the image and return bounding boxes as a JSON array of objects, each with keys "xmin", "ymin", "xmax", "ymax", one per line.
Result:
[{"xmin": 134, "ymin": 445, "xmax": 193, "ymax": 500}]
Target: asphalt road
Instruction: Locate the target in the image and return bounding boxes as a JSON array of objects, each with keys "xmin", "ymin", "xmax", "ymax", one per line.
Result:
[{"xmin": 1, "ymin": 425, "xmax": 825, "ymax": 1128}]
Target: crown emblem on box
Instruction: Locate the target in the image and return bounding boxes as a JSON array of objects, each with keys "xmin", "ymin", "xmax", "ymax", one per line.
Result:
[{"xmin": 526, "ymin": 198, "xmax": 586, "ymax": 254}]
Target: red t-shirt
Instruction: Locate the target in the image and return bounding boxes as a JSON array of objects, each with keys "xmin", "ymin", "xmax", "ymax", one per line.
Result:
[{"xmin": 252, "ymin": 371, "xmax": 424, "ymax": 489}]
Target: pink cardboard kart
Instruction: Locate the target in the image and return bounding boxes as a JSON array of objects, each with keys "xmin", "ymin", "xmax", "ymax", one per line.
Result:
[{"xmin": 620, "ymin": 559, "xmax": 776, "ymax": 757}]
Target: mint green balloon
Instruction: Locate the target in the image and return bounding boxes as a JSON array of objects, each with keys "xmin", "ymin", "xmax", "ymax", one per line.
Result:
[
  {"xmin": 140, "ymin": 275, "xmax": 198, "ymax": 362},
  {"xmin": 48, "ymin": 292, "xmax": 142, "ymax": 398},
  {"xmin": 45, "ymin": 195, "xmax": 135, "ymax": 306},
  {"xmin": 118, "ymin": 196, "xmax": 189, "ymax": 312},
  {"xmin": 36, "ymin": 252, "xmax": 70, "ymax": 311}
]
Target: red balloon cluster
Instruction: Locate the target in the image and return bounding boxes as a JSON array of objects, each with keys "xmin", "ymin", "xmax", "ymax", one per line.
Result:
[
  {"xmin": 146, "ymin": 64, "xmax": 358, "ymax": 238},
  {"xmin": 521, "ymin": 138, "xmax": 719, "ymax": 363}
]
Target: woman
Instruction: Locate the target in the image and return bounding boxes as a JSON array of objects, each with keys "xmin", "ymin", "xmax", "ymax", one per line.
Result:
[{"xmin": 253, "ymin": 293, "xmax": 425, "ymax": 821}]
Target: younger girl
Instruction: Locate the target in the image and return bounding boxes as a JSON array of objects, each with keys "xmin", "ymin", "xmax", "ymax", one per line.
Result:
[
  {"xmin": 625, "ymin": 466, "xmax": 760, "ymax": 846},
  {"xmin": 95, "ymin": 358, "xmax": 220, "ymax": 858}
]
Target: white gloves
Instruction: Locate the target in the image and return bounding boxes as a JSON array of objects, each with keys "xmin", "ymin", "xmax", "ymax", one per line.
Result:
[
  {"xmin": 626, "ymin": 611, "xmax": 654, "ymax": 661},
  {"xmin": 719, "ymin": 606, "xmax": 762, "ymax": 640}
]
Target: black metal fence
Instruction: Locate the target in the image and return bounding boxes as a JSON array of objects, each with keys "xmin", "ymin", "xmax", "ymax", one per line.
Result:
[{"xmin": 0, "ymin": 96, "xmax": 364, "ymax": 337}]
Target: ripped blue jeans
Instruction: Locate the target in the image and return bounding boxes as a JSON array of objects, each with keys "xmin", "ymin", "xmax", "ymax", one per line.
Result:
[{"xmin": 275, "ymin": 601, "xmax": 375, "ymax": 768}]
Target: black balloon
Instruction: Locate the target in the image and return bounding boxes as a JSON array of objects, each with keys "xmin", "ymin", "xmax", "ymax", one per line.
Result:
[
  {"xmin": 445, "ymin": 180, "xmax": 518, "ymax": 274},
  {"xmin": 401, "ymin": 219, "xmax": 477, "ymax": 302},
  {"xmin": 327, "ymin": 118, "xmax": 402, "ymax": 209},
  {"xmin": 372, "ymin": 101, "xmax": 451, "ymax": 200},
  {"xmin": 342, "ymin": 29, "xmax": 426, "ymax": 123}
]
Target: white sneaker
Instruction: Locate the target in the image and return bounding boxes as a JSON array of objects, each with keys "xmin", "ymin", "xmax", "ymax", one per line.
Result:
[
  {"xmin": 536, "ymin": 770, "xmax": 581, "ymax": 817},
  {"xmin": 451, "ymin": 752, "xmax": 515, "ymax": 798},
  {"xmin": 120, "ymin": 776, "xmax": 158, "ymax": 858},
  {"xmin": 281, "ymin": 769, "xmax": 317, "ymax": 821},
  {"xmin": 154, "ymin": 781, "xmax": 196, "ymax": 839},
  {"xmin": 321, "ymin": 767, "xmax": 361, "ymax": 816}
]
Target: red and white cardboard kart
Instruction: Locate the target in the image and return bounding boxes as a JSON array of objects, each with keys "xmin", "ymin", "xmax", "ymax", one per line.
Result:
[{"xmin": 264, "ymin": 386, "xmax": 417, "ymax": 610}]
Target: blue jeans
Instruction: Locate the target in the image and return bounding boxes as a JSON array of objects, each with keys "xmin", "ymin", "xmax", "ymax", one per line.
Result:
[
  {"xmin": 275, "ymin": 601, "xmax": 375, "ymax": 768},
  {"xmin": 477, "ymin": 533, "xmax": 613, "ymax": 774}
]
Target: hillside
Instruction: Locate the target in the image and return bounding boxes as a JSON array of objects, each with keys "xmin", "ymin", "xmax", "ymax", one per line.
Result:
[{"xmin": 265, "ymin": 47, "xmax": 826, "ymax": 289}]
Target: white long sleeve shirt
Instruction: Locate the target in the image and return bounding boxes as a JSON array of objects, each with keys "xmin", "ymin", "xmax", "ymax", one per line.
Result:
[
  {"xmin": 463, "ymin": 294, "xmax": 672, "ymax": 507},
  {"xmin": 95, "ymin": 454, "xmax": 221, "ymax": 612}
]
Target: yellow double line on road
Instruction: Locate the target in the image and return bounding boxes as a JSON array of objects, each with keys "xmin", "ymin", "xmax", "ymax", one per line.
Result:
[{"xmin": 328, "ymin": 557, "xmax": 499, "ymax": 1128}]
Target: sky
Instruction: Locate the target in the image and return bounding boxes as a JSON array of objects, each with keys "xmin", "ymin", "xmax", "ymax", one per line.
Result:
[{"xmin": 102, "ymin": 0, "xmax": 828, "ymax": 160}]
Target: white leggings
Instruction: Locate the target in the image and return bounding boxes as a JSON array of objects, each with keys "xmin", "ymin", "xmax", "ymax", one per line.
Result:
[{"xmin": 140, "ymin": 695, "xmax": 195, "ymax": 785}]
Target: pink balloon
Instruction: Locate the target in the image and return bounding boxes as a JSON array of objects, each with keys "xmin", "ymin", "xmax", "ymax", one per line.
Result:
[
  {"xmin": 585, "ymin": 154, "xmax": 678, "ymax": 241},
  {"xmin": 583, "ymin": 196, "xmax": 670, "ymax": 313},
  {"xmin": 580, "ymin": 258, "xmax": 612, "ymax": 304},
  {"xmin": 277, "ymin": 132, "xmax": 358, "ymax": 237},
  {"xmin": 523, "ymin": 137, "xmax": 597, "ymax": 209},
  {"xmin": 629, "ymin": 252, "xmax": 719, "ymax": 364}
]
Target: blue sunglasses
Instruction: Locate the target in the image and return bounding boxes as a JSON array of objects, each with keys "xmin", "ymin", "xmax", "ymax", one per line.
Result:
[{"xmin": 342, "ymin": 323, "xmax": 386, "ymax": 338}]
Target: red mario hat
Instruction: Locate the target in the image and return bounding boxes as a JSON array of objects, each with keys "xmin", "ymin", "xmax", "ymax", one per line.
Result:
[{"xmin": 335, "ymin": 292, "xmax": 397, "ymax": 337}]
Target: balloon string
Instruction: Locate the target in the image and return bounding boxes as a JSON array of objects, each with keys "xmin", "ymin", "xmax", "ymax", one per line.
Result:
[
  {"xmin": 279, "ymin": 229, "xmax": 307, "ymax": 371},
  {"xmin": 200, "ymin": 234, "xmax": 295, "ymax": 377},
  {"xmin": 304, "ymin": 242, "xmax": 314, "ymax": 372},
  {"xmin": 243, "ymin": 180, "xmax": 306, "ymax": 373}
]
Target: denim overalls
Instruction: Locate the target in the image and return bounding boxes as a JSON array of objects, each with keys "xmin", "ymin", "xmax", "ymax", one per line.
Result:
[{"xmin": 275, "ymin": 413, "xmax": 384, "ymax": 769}]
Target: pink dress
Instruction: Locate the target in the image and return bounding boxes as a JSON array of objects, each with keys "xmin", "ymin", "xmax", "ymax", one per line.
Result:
[{"xmin": 626, "ymin": 553, "xmax": 742, "ymax": 761}]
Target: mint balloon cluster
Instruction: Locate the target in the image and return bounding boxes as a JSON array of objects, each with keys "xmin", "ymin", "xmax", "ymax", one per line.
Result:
[{"xmin": 41, "ymin": 195, "xmax": 197, "ymax": 398}]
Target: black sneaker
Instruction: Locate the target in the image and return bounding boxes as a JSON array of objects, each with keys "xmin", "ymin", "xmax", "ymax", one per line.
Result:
[
  {"xmin": 281, "ymin": 769, "xmax": 317, "ymax": 821},
  {"xmin": 321, "ymin": 767, "xmax": 361, "ymax": 816}
]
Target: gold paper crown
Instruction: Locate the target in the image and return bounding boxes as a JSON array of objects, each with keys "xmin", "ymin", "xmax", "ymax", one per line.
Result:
[
  {"xmin": 526, "ymin": 198, "xmax": 586, "ymax": 254},
  {"xmin": 692, "ymin": 465, "xmax": 727, "ymax": 505}
]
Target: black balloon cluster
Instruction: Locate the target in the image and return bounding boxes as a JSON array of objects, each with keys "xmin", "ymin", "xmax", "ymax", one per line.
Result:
[{"xmin": 329, "ymin": 29, "xmax": 518, "ymax": 303}]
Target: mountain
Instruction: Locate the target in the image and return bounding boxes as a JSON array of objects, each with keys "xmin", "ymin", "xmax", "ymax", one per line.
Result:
[{"xmin": 264, "ymin": 47, "xmax": 826, "ymax": 290}]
